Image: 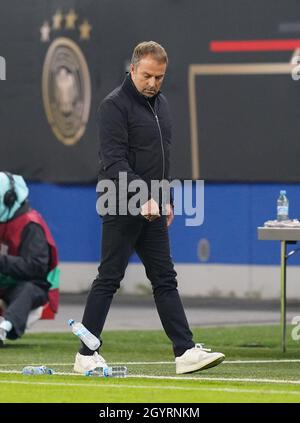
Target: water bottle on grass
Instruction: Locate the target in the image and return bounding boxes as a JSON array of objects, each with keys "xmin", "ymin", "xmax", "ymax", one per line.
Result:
[
  {"xmin": 85, "ymin": 366, "xmax": 127, "ymax": 378},
  {"xmin": 22, "ymin": 366, "xmax": 53, "ymax": 375}
]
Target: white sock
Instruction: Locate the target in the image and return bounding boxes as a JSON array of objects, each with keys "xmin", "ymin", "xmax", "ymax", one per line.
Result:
[{"xmin": 0, "ymin": 320, "xmax": 13, "ymax": 332}]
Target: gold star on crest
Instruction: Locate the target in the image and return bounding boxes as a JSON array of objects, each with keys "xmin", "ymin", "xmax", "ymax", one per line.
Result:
[
  {"xmin": 65, "ymin": 9, "xmax": 78, "ymax": 29},
  {"xmin": 52, "ymin": 10, "xmax": 63, "ymax": 30},
  {"xmin": 40, "ymin": 21, "xmax": 51, "ymax": 42},
  {"xmin": 79, "ymin": 19, "xmax": 92, "ymax": 40}
]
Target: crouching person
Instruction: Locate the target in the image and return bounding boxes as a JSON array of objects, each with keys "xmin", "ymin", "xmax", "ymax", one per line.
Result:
[{"xmin": 0, "ymin": 172, "xmax": 59, "ymax": 346}]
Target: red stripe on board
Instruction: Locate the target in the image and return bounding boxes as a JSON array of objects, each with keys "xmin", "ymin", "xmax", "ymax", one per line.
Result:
[{"xmin": 210, "ymin": 39, "xmax": 300, "ymax": 52}]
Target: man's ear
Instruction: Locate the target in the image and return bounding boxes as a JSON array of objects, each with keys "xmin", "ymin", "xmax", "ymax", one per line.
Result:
[{"xmin": 130, "ymin": 63, "xmax": 135, "ymax": 76}]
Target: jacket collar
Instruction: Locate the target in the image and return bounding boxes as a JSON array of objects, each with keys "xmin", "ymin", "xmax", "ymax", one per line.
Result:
[
  {"xmin": 11, "ymin": 201, "xmax": 30, "ymax": 220},
  {"xmin": 122, "ymin": 73, "xmax": 160, "ymax": 105}
]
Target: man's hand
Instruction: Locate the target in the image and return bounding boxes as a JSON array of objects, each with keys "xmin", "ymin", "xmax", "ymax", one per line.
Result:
[
  {"xmin": 165, "ymin": 203, "xmax": 174, "ymax": 227},
  {"xmin": 140, "ymin": 198, "xmax": 160, "ymax": 222}
]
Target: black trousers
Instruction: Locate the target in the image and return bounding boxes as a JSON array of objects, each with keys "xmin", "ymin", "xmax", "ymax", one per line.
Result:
[
  {"xmin": 81, "ymin": 214, "xmax": 194, "ymax": 357},
  {"xmin": 2, "ymin": 282, "xmax": 48, "ymax": 339}
]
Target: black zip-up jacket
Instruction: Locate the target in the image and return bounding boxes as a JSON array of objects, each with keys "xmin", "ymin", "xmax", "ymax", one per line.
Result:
[{"xmin": 97, "ymin": 74, "xmax": 173, "ymax": 207}]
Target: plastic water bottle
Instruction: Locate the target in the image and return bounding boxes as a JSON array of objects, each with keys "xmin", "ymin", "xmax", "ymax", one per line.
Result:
[
  {"xmin": 22, "ymin": 366, "xmax": 53, "ymax": 375},
  {"xmin": 68, "ymin": 319, "xmax": 100, "ymax": 351},
  {"xmin": 85, "ymin": 366, "xmax": 127, "ymax": 378},
  {"xmin": 277, "ymin": 190, "xmax": 289, "ymax": 221}
]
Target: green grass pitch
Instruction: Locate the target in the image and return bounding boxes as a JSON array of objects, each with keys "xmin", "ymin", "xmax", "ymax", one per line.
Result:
[{"xmin": 0, "ymin": 325, "xmax": 300, "ymax": 403}]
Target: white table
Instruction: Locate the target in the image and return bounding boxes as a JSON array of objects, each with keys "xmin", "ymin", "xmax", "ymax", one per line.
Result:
[{"xmin": 257, "ymin": 227, "xmax": 300, "ymax": 352}]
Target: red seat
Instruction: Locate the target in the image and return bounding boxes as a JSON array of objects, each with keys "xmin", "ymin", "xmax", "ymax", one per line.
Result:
[{"xmin": 40, "ymin": 301, "xmax": 55, "ymax": 319}]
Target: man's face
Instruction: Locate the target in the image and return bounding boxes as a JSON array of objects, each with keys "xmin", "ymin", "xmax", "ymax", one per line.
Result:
[{"xmin": 130, "ymin": 55, "xmax": 167, "ymax": 97}]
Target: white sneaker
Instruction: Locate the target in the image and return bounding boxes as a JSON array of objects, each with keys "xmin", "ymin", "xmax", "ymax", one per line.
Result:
[
  {"xmin": 0, "ymin": 327, "xmax": 7, "ymax": 348},
  {"xmin": 175, "ymin": 344, "xmax": 225, "ymax": 374},
  {"xmin": 73, "ymin": 351, "xmax": 107, "ymax": 374}
]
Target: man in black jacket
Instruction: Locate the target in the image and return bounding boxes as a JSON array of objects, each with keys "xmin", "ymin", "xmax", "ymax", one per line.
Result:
[{"xmin": 74, "ymin": 41, "xmax": 225, "ymax": 374}]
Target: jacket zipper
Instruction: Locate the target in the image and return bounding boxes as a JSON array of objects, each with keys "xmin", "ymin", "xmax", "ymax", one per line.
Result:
[{"xmin": 147, "ymin": 101, "xmax": 165, "ymax": 180}]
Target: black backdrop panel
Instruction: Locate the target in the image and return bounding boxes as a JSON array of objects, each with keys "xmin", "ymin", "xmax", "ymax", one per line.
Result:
[
  {"xmin": 0, "ymin": 0, "xmax": 299, "ymax": 182},
  {"xmin": 196, "ymin": 74, "xmax": 300, "ymax": 181}
]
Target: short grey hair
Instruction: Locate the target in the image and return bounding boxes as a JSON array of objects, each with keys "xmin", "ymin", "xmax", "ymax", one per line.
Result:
[{"xmin": 131, "ymin": 41, "xmax": 168, "ymax": 67}]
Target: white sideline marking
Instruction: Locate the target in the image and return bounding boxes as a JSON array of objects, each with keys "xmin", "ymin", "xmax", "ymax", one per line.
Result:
[
  {"xmin": 112, "ymin": 359, "xmax": 300, "ymax": 365},
  {"xmin": 1, "ymin": 369, "xmax": 300, "ymax": 386},
  {"xmin": 0, "ymin": 379, "xmax": 300, "ymax": 396},
  {"xmin": 1, "ymin": 359, "xmax": 300, "ymax": 366},
  {"xmin": 131, "ymin": 375, "xmax": 300, "ymax": 385},
  {"xmin": 224, "ymin": 359, "xmax": 300, "ymax": 364}
]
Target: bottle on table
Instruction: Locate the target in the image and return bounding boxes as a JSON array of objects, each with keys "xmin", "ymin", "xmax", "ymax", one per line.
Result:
[
  {"xmin": 277, "ymin": 190, "xmax": 289, "ymax": 221},
  {"xmin": 68, "ymin": 319, "xmax": 100, "ymax": 351}
]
